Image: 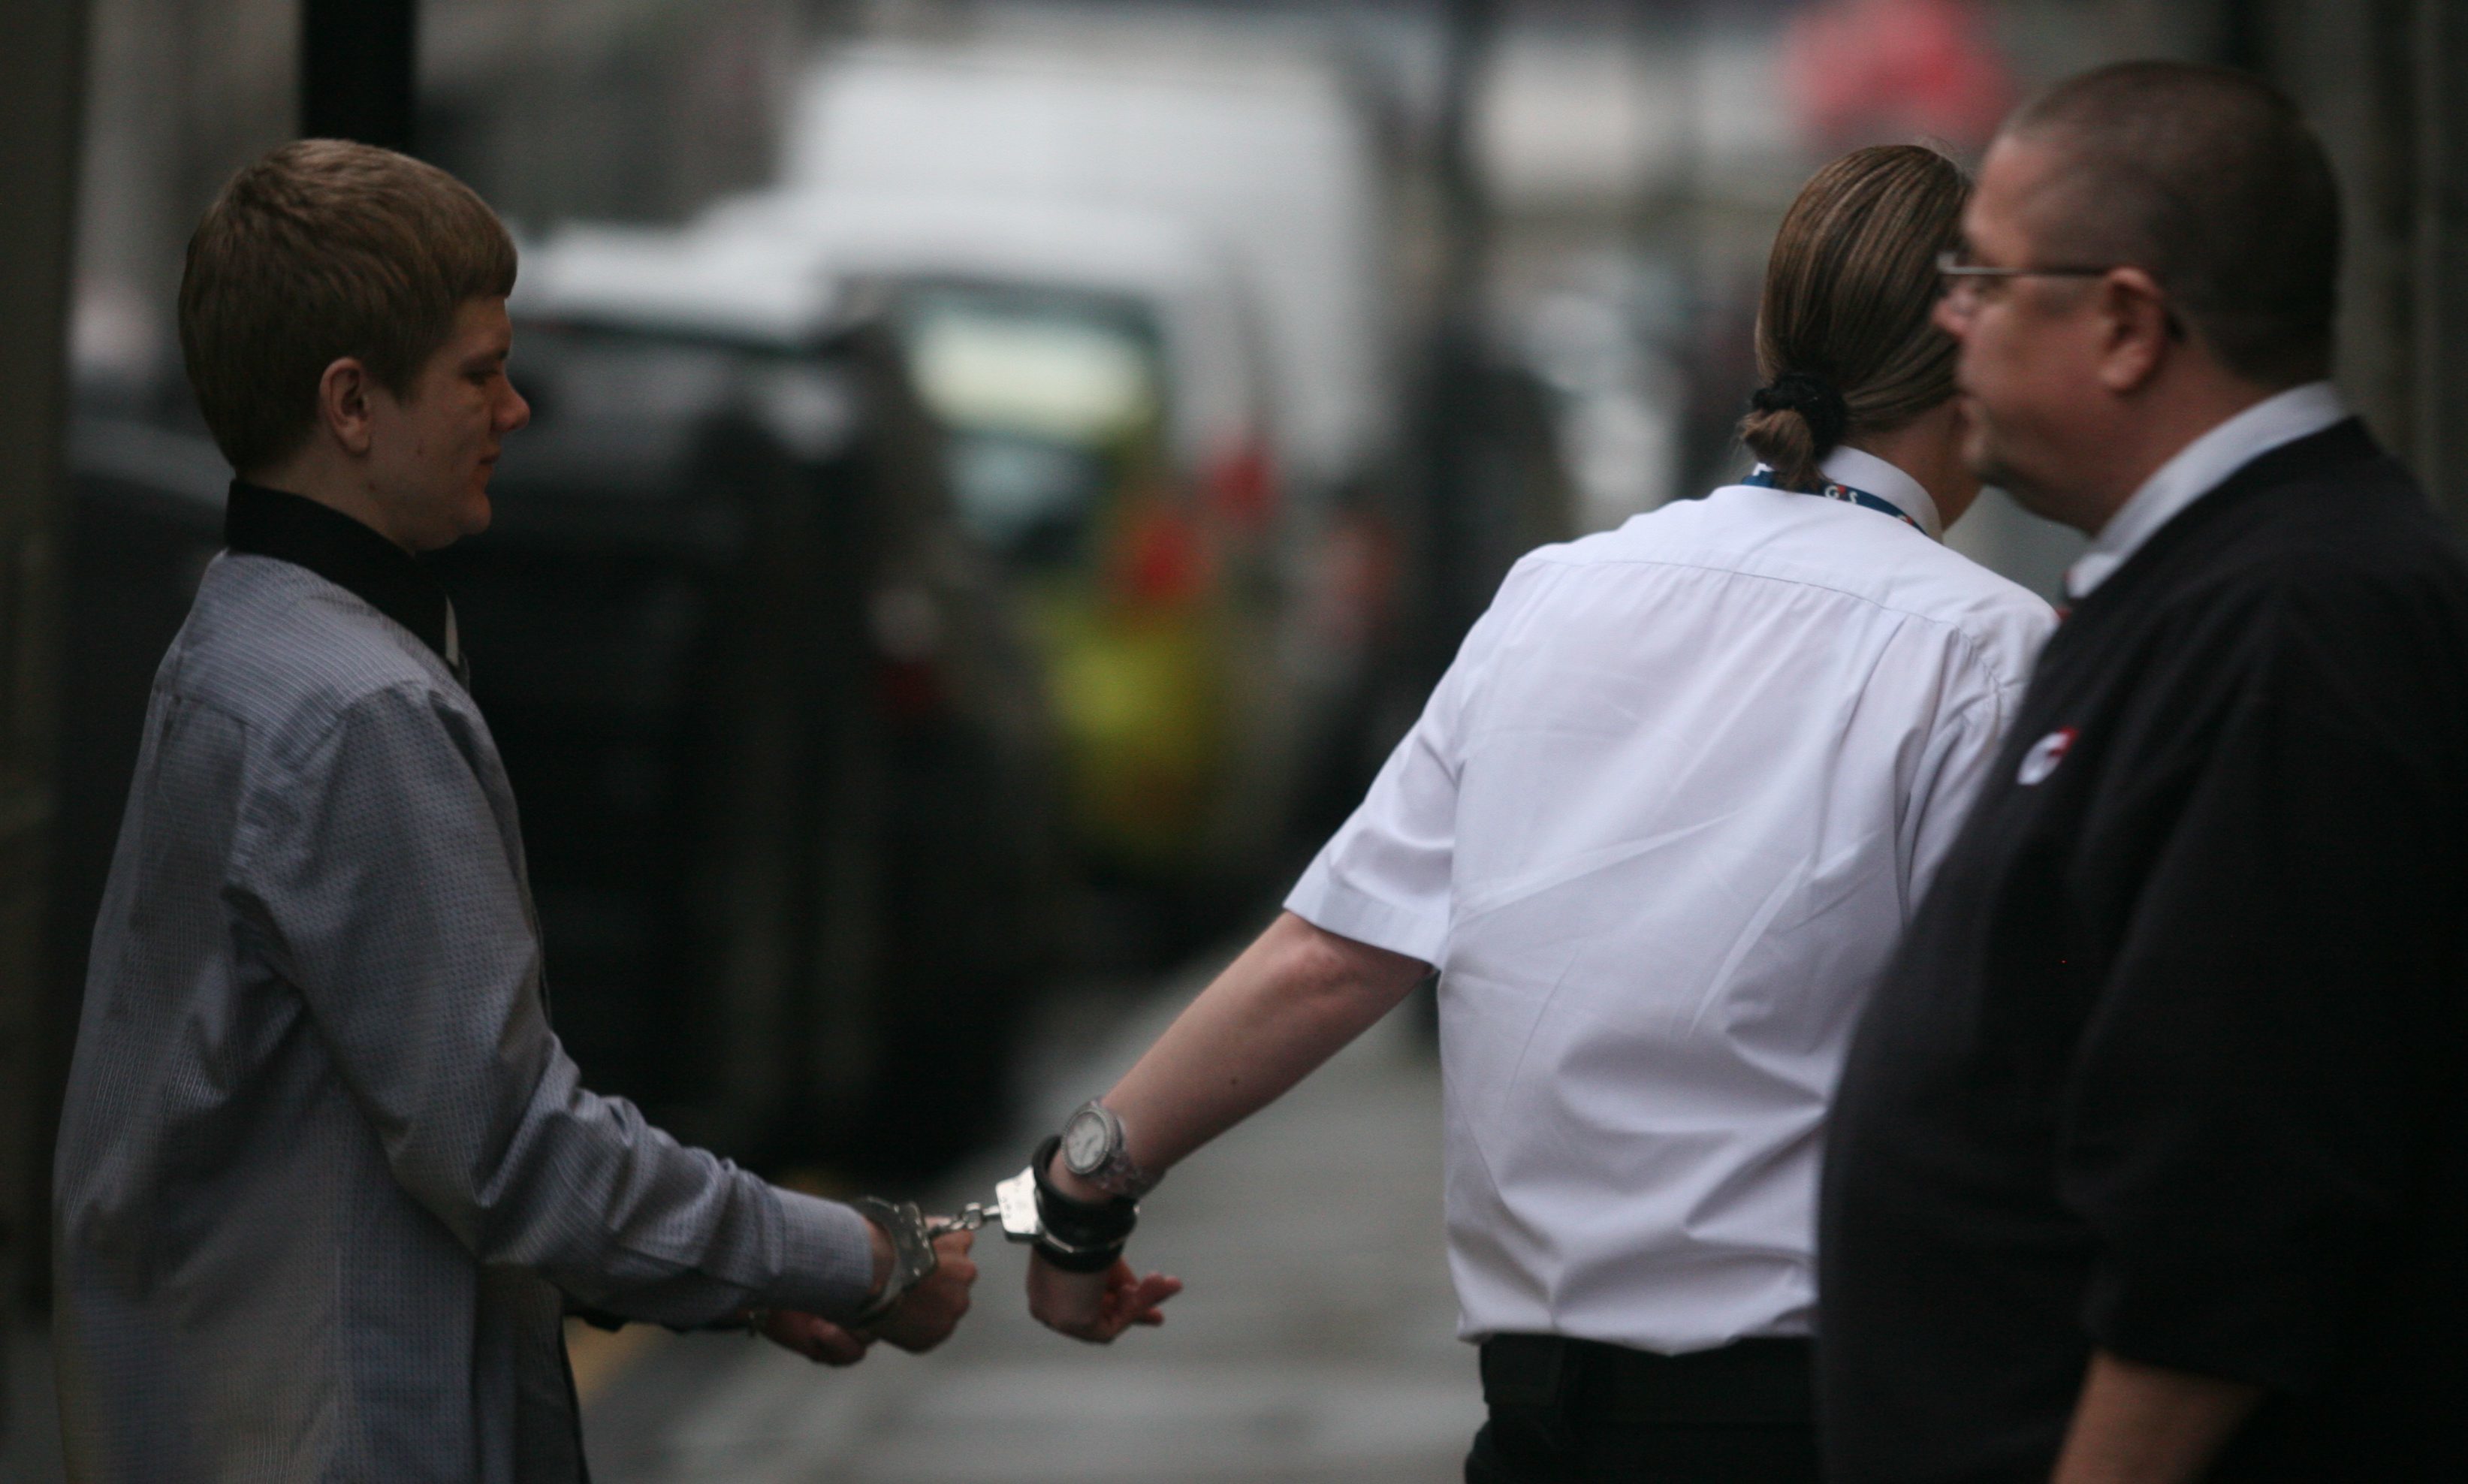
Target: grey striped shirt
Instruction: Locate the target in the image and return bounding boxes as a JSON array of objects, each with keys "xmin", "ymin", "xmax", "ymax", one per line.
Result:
[{"xmin": 53, "ymin": 551, "xmax": 873, "ymax": 1482}]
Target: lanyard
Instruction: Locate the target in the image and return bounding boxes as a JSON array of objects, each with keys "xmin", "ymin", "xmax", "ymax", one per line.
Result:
[{"xmin": 1742, "ymin": 467, "xmax": 1920, "ymax": 532}]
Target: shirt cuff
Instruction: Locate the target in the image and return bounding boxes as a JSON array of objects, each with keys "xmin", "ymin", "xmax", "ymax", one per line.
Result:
[
  {"xmin": 1284, "ymin": 856, "xmax": 1447, "ymax": 965},
  {"xmin": 763, "ymin": 1189, "xmax": 879, "ymax": 1321}
]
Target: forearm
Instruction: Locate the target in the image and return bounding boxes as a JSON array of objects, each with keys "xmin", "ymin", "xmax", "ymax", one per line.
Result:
[
  {"xmin": 1062, "ymin": 912, "xmax": 1429, "ymax": 1192},
  {"xmin": 448, "ymin": 1054, "xmax": 879, "ymax": 1325},
  {"xmin": 269, "ymin": 692, "xmax": 889, "ymax": 1323},
  {"xmin": 2050, "ymin": 1350, "xmax": 2261, "ymax": 1484}
]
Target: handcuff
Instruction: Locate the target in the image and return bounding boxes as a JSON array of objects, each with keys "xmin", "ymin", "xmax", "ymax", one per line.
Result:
[
  {"xmin": 741, "ymin": 1195, "xmax": 944, "ymax": 1338},
  {"xmin": 850, "ymin": 1196, "xmax": 941, "ymax": 1326},
  {"xmin": 943, "ymin": 1111, "xmax": 1145, "ymax": 1274},
  {"xmin": 755, "ymin": 1108, "xmax": 1148, "ymax": 1337},
  {"xmin": 932, "ymin": 1153, "xmax": 1131, "ymax": 1268}
]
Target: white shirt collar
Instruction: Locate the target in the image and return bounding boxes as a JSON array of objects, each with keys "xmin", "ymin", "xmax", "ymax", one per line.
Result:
[
  {"xmin": 1745, "ymin": 445, "xmax": 1944, "ymax": 541},
  {"xmin": 2064, "ymin": 381, "xmax": 2348, "ymax": 601},
  {"xmin": 1821, "ymin": 445, "xmax": 1942, "ymax": 541}
]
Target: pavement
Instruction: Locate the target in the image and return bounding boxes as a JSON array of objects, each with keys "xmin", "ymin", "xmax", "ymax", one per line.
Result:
[
  {"xmin": 578, "ymin": 952, "xmax": 1479, "ymax": 1483},
  {"xmin": 2, "ymin": 1328, "xmax": 65, "ymax": 1484}
]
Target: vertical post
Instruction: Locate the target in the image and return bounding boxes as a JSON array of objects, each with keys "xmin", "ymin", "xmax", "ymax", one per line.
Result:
[
  {"xmin": 0, "ymin": 0, "xmax": 89, "ymax": 1445},
  {"xmin": 2414, "ymin": 0, "xmax": 2468, "ymax": 525},
  {"xmin": 301, "ymin": 0, "xmax": 418, "ymax": 152},
  {"xmin": 2217, "ymin": 0, "xmax": 2271, "ymax": 71},
  {"xmin": 1413, "ymin": 0, "xmax": 1498, "ymax": 682}
]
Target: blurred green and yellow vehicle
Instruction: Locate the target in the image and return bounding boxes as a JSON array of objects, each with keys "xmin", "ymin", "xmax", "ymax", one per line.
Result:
[
  {"xmin": 895, "ymin": 281, "xmax": 1245, "ymax": 878},
  {"xmin": 711, "ymin": 189, "xmax": 1401, "ymax": 932},
  {"xmin": 769, "ymin": 29, "xmax": 1408, "ymax": 915}
]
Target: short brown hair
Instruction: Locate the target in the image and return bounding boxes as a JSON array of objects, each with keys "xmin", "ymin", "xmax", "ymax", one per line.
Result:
[
  {"xmin": 2003, "ymin": 61, "xmax": 2339, "ymax": 388},
  {"xmin": 1739, "ymin": 145, "xmax": 1970, "ymax": 492},
  {"xmin": 178, "ymin": 140, "xmax": 517, "ymax": 474}
]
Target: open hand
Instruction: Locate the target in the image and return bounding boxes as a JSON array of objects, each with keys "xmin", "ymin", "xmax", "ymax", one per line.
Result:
[
  {"xmin": 863, "ymin": 1229, "xmax": 977, "ymax": 1353},
  {"xmin": 1027, "ymin": 1249, "xmax": 1182, "ymax": 1343}
]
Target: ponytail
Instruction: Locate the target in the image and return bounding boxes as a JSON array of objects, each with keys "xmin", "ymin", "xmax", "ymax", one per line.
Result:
[
  {"xmin": 1740, "ymin": 371, "xmax": 1850, "ymax": 493},
  {"xmin": 1735, "ymin": 146, "xmax": 1969, "ymax": 491}
]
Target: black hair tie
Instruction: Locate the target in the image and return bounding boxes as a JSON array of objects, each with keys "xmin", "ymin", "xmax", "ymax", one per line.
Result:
[{"xmin": 1749, "ymin": 371, "xmax": 1850, "ymax": 454}]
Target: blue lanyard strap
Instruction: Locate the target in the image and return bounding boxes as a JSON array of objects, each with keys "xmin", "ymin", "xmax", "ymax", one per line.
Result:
[{"xmin": 1742, "ymin": 467, "xmax": 1920, "ymax": 531}]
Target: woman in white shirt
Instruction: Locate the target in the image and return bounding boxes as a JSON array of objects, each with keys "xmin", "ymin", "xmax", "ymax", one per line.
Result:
[{"xmin": 1012, "ymin": 145, "xmax": 2057, "ymax": 1482}]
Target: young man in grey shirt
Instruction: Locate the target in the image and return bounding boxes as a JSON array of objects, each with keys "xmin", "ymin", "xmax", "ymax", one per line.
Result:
[{"xmin": 51, "ymin": 140, "xmax": 974, "ymax": 1482}]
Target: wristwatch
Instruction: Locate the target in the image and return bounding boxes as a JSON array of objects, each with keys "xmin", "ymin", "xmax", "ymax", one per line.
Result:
[
  {"xmin": 1057, "ymin": 1099, "xmax": 1160, "ymax": 1198},
  {"xmin": 849, "ymin": 1196, "xmax": 939, "ymax": 1326}
]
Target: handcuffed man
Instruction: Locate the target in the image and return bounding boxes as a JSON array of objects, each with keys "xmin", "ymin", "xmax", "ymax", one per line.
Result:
[{"xmin": 51, "ymin": 140, "xmax": 973, "ymax": 1482}]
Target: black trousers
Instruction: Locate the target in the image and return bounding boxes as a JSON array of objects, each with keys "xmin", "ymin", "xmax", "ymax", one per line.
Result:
[{"xmin": 1463, "ymin": 1335, "xmax": 1820, "ymax": 1484}]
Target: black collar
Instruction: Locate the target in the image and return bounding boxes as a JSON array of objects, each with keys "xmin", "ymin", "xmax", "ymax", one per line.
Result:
[{"xmin": 224, "ymin": 481, "xmax": 461, "ymax": 674}]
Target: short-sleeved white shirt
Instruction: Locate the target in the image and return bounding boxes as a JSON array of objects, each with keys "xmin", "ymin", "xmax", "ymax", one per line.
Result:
[{"xmin": 1286, "ymin": 451, "xmax": 2056, "ymax": 1353}]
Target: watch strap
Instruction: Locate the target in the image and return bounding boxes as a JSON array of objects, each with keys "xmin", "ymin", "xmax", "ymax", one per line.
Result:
[
  {"xmin": 1030, "ymin": 1233, "xmax": 1124, "ymax": 1274},
  {"xmin": 1030, "ymin": 1134, "xmax": 1138, "ymax": 1270}
]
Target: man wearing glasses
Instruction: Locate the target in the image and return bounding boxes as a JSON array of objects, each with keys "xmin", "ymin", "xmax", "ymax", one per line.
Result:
[{"xmin": 1819, "ymin": 62, "xmax": 2468, "ymax": 1482}]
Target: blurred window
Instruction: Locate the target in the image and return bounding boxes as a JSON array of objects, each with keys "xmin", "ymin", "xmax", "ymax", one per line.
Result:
[
  {"xmin": 514, "ymin": 327, "xmax": 741, "ymax": 429},
  {"xmin": 503, "ymin": 323, "xmax": 875, "ymax": 507},
  {"xmin": 943, "ymin": 433, "xmax": 1111, "ymax": 564},
  {"xmin": 896, "ymin": 285, "xmax": 1166, "ymax": 566}
]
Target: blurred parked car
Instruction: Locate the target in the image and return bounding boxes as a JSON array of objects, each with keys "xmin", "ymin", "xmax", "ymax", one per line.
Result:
[
  {"xmin": 786, "ymin": 33, "xmax": 1398, "ymax": 502},
  {"xmin": 526, "ymin": 186, "xmax": 1393, "ymax": 958},
  {"xmin": 696, "ymin": 193, "xmax": 1314, "ymax": 888},
  {"xmin": 892, "ymin": 277, "xmax": 1229, "ymax": 873},
  {"xmin": 458, "ymin": 291, "xmax": 1055, "ymax": 1175},
  {"xmin": 780, "ymin": 35, "xmax": 1410, "ymax": 919}
]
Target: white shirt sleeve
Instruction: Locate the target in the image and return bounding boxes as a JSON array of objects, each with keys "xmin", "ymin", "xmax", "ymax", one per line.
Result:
[
  {"xmin": 1899, "ymin": 641, "xmax": 2043, "ymax": 913},
  {"xmin": 1284, "ymin": 565, "xmax": 1541, "ymax": 964}
]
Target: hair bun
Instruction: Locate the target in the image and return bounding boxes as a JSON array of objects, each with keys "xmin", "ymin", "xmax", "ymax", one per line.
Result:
[{"xmin": 1748, "ymin": 371, "xmax": 1851, "ymax": 455}]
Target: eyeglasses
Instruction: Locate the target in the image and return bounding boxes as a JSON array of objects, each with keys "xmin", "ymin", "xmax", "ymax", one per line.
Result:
[
  {"xmin": 1933, "ymin": 251, "xmax": 2184, "ymax": 340},
  {"xmin": 1934, "ymin": 250, "xmax": 2119, "ymax": 315}
]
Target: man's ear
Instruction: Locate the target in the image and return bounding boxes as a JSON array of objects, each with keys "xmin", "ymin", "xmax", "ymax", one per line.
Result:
[
  {"xmin": 316, "ymin": 357, "xmax": 376, "ymax": 457},
  {"xmin": 2092, "ymin": 267, "xmax": 2174, "ymax": 394}
]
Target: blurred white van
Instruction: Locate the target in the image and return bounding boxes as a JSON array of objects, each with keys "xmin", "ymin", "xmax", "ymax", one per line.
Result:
[
  {"xmin": 783, "ymin": 32, "xmax": 1397, "ymax": 505},
  {"xmin": 515, "ymin": 24, "xmax": 1404, "ymax": 932},
  {"xmin": 704, "ymin": 190, "xmax": 1270, "ymax": 526}
]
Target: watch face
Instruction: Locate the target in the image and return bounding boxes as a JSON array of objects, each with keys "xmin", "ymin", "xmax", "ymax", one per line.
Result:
[{"xmin": 1062, "ymin": 1108, "xmax": 1111, "ymax": 1174}]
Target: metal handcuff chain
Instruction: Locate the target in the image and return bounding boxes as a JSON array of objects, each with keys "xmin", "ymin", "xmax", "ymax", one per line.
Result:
[
  {"xmin": 754, "ymin": 1123, "xmax": 1151, "ymax": 1340},
  {"xmin": 741, "ymin": 1169, "xmax": 1128, "ymax": 1339},
  {"xmin": 930, "ymin": 1138, "xmax": 1143, "ymax": 1271}
]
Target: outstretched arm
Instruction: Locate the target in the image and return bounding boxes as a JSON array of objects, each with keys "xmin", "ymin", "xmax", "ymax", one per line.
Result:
[
  {"xmin": 244, "ymin": 683, "xmax": 889, "ymax": 1329},
  {"xmin": 1028, "ymin": 911, "xmax": 1429, "ymax": 1341},
  {"xmin": 1072, "ymin": 911, "xmax": 1432, "ymax": 1190}
]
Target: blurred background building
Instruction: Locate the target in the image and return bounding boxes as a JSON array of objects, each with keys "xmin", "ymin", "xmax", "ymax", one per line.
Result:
[{"xmin": 6, "ymin": 1, "xmax": 2466, "ymax": 1476}]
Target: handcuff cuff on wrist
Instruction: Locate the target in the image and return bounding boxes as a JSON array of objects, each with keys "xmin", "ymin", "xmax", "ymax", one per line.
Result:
[
  {"xmin": 1025, "ymin": 1134, "xmax": 1140, "ymax": 1271},
  {"xmin": 943, "ymin": 1100, "xmax": 1155, "ymax": 1271},
  {"xmin": 739, "ymin": 1194, "xmax": 940, "ymax": 1339},
  {"xmin": 849, "ymin": 1196, "xmax": 940, "ymax": 1326}
]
